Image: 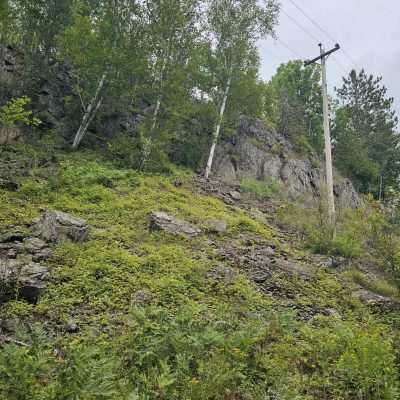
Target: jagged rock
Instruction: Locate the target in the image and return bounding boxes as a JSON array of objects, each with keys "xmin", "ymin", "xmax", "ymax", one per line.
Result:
[
  {"xmin": 149, "ymin": 212, "xmax": 201, "ymax": 238},
  {"xmin": 0, "ymin": 258, "xmax": 49, "ymax": 303},
  {"xmin": 353, "ymin": 289, "xmax": 398, "ymax": 309},
  {"xmin": 0, "ymin": 211, "xmax": 87, "ymax": 304},
  {"xmin": 213, "ymin": 116, "xmax": 360, "ymax": 208},
  {"xmin": 32, "ymin": 210, "xmax": 89, "ymax": 243},
  {"xmin": 218, "ymin": 240, "xmax": 313, "ymax": 299},
  {"xmin": 0, "ymin": 318, "xmax": 19, "ymax": 334},
  {"xmin": 0, "ymin": 231, "xmax": 26, "ymax": 243},
  {"xmin": 229, "ymin": 190, "xmax": 241, "ymax": 201},
  {"xmin": 204, "ymin": 219, "xmax": 227, "ymax": 234}
]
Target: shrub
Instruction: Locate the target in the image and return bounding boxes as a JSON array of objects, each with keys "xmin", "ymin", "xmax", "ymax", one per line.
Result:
[
  {"xmin": 299, "ymin": 318, "xmax": 399, "ymax": 400},
  {"xmin": 240, "ymin": 177, "xmax": 280, "ymax": 200},
  {"xmin": 0, "ymin": 96, "xmax": 41, "ymax": 128},
  {"xmin": 346, "ymin": 269, "xmax": 399, "ymax": 298}
]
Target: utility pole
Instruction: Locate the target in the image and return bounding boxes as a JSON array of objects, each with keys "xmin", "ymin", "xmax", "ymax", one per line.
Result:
[{"xmin": 305, "ymin": 43, "xmax": 340, "ymax": 227}]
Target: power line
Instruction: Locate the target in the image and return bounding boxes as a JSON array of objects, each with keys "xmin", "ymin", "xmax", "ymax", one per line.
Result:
[
  {"xmin": 287, "ymin": 0, "xmax": 336, "ymax": 44},
  {"xmin": 331, "ymin": 56, "xmax": 348, "ymax": 74},
  {"xmin": 280, "ymin": 8, "xmax": 320, "ymax": 44},
  {"xmin": 274, "ymin": 38, "xmax": 303, "ymax": 59},
  {"xmin": 286, "ymin": 0, "xmax": 360, "ymax": 71}
]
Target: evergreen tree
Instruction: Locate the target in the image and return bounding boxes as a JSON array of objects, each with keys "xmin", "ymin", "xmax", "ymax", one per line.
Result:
[{"xmin": 334, "ymin": 69, "xmax": 400, "ymax": 195}]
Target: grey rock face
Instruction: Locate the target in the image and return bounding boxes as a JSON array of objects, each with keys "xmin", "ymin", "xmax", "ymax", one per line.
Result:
[
  {"xmin": 32, "ymin": 210, "xmax": 89, "ymax": 243},
  {"xmin": 149, "ymin": 212, "xmax": 201, "ymax": 238},
  {"xmin": 1, "ymin": 211, "xmax": 89, "ymax": 304},
  {"xmin": 213, "ymin": 117, "xmax": 360, "ymax": 208},
  {"xmin": 0, "ymin": 236, "xmax": 50, "ymax": 304}
]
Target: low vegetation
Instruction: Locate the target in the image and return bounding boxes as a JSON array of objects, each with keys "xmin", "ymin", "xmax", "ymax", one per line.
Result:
[
  {"xmin": 0, "ymin": 143, "xmax": 400, "ymax": 399},
  {"xmin": 240, "ymin": 177, "xmax": 280, "ymax": 200}
]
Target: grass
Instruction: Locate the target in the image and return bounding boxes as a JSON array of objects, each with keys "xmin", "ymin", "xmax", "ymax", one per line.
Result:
[
  {"xmin": 240, "ymin": 177, "xmax": 280, "ymax": 200},
  {"xmin": 0, "ymin": 145, "xmax": 399, "ymax": 399},
  {"xmin": 346, "ymin": 269, "xmax": 399, "ymax": 298}
]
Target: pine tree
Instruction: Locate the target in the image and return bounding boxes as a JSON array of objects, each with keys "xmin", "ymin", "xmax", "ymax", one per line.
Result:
[{"xmin": 334, "ymin": 69, "xmax": 399, "ymax": 195}]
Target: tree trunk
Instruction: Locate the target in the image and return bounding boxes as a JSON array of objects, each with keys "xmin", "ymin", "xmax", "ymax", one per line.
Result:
[
  {"xmin": 151, "ymin": 94, "xmax": 162, "ymax": 133},
  {"xmin": 205, "ymin": 72, "xmax": 232, "ymax": 179},
  {"xmin": 379, "ymin": 172, "xmax": 384, "ymax": 201},
  {"xmin": 72, "ymin": 73, "xmax": 106, "ymax": 150}
]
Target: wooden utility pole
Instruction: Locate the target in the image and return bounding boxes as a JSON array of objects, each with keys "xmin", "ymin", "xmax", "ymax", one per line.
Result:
[{"xmin": 305, "ymin": 43, "xmax": 340, "ymax": 227}]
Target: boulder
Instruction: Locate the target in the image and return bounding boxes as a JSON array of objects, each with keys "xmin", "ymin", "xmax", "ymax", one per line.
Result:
[
  {"xmin": 32, "ymin": 210, "xmax": 89, "ymax": 243},
  {"xmin": 0, "ymin": 258, "xmax": 49, "ymax": 303},
  {"xmin": 150, "ymin": 212, "xmax": 201, "ymax": 238},
  {"xmin": 229, "ymin": 190, "xmax": 241, "ymax": 201},
  {"xmin": 204, "ymin": 219, "xmax": 227, "ymax": 234}
]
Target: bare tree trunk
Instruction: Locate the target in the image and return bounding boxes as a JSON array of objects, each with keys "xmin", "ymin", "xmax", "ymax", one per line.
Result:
[
  {"xmin": 205, "ymin": 72, "xmax": 232, "ymax": 179},
  {"xmin": 72, "ymin": 73, "xmax": 106, "ymax": 149}
]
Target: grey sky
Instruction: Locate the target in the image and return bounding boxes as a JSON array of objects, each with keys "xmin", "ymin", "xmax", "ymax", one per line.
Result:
[{"xmin": 259, "ymin": 0, "xmax": 400, "ymax": 116}]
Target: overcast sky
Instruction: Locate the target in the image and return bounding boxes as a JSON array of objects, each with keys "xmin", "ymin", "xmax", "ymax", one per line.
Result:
[{"xmin": 259, "ymin": 0, "xmax": 400, "ymax": 116}]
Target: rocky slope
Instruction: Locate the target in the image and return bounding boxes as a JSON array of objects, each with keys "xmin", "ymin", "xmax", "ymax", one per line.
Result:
[
  {"xmin": 0, "ymin": 147, "xmax": 399, "ymax": 399},
  {"xmin": 213, "ymin": 117, "xmax": 359, "ymax": 209}
]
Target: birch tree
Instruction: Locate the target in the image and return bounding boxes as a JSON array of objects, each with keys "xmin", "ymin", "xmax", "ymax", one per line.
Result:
[
  {"xmin": 204, "ymin": 0, "xmax": 279, "ymax": 178},
  {"xmin": 58, "ymin": 0, "xmax": 143, "ymax": 149},
  {"xmin": 139, "ymin": 0, "xmax": 202, "ymax": 169}
]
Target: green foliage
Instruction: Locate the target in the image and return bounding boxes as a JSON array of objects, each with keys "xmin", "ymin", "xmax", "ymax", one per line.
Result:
[
  {"xmin": 240, "ymin": 177, "xmax": 280, "ymax": 200},
  {"xmin": 346, "ymin": 269, "xmax": 399, "ymax": 298},
  {"xmin": 298, "ymin": 318, "xmax": 399, "ymax": 399},
  {"xmin": 293, "ymin": 134, "xmax": 314, "ymax": 156},
  {"xmin": 0, "ymin": 96, "xmax": 41, "ymax": 128},
  {"xmin": 0, "ymin": 342, "xmax": 125, "ymax": 400},
  {"xmin": 1, "ymin": 147, "xmax": 400, "ymax": 399},
  {"xmin": 264, "ymin": 60, "xmax": 324, "ymax": 153},
  {"xmin": 334, "ymin": 69, "xmax": 400, "ymax": 196}
]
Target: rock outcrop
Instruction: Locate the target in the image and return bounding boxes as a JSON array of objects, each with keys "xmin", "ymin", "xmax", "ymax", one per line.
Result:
[
  {"xmin": 149, "ymin": 212, "xmax": 201, "ymax": 238},
  {"xmin": 0, "ymin": 232, "xmax": 51, "ymax": 304},
  {"xmin": 0, "ymin": 211, "xmax": 89, "ymax": 304},
  {"xmin": 213, "ymin": 117, "xmax": 360, "ymax": 208},
  {"xmin": 32, "ymin": 210, "xmax": 89, "ymax": 243}
]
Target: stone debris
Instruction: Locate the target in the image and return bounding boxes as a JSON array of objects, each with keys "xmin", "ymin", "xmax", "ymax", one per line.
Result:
[{"xmin": 149, "ymin": 211, "xmax": 201, "ymax": 238}]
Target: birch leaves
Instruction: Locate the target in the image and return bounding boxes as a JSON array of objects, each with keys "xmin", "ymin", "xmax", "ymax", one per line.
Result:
[
  {"xmin": 204, "ymin": 0, "xmax": 279, "ymax": 177},
  {"xmin": 55, "ymin": 0, "xmax": 279, "ymax": 161}
]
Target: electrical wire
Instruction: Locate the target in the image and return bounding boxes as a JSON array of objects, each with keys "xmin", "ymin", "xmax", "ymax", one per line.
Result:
[
  {"xmin": 280, "ymin": 8, "xmax": 320, "ymax": 44},
  {"xmin": 274, "ymin": 38, "xmax": 303, "ymax": 59},
  {"xmin": 286, "ymin": 0, "xmax": 360, "ymax": 71}
]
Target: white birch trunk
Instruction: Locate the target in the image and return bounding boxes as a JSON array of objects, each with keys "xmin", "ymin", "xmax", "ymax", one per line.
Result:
[
  {"xmin": 150, "ymin": 56, "xmax": 167, "ymax": 133},
  {"xmin": 72, "ymin": 73, "xmax": 107, "ymax": 149},
  {"xmin": 205, "ymin": 72, "xmax": 232, "ymax": 179},
  {"xmin": 150, "ymin": 95, "xmax": 162, "ymax": 133}
]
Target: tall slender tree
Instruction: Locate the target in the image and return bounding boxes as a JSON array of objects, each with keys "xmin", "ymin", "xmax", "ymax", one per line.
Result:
[
  {"xmin": 204, "ymin": 0, "xmax": 279, "ymax": 178},
  {"xmin": 139, "ymin": 0, "xmax": 202, "ymax": 169},
  {"xmin": 58, "ymin": 0, "xmax": 144, "ymax": 149}
]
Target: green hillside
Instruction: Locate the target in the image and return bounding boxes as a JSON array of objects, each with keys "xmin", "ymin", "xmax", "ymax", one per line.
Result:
[{"xmin": 1, "ymin": 144, "xmax": 399, "ymax": 399}]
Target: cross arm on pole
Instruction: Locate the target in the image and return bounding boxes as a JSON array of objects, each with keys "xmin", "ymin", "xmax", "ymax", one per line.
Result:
[{"xmin": 304, "ymin": 43, "xmax": 340, "ymax": 66}]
